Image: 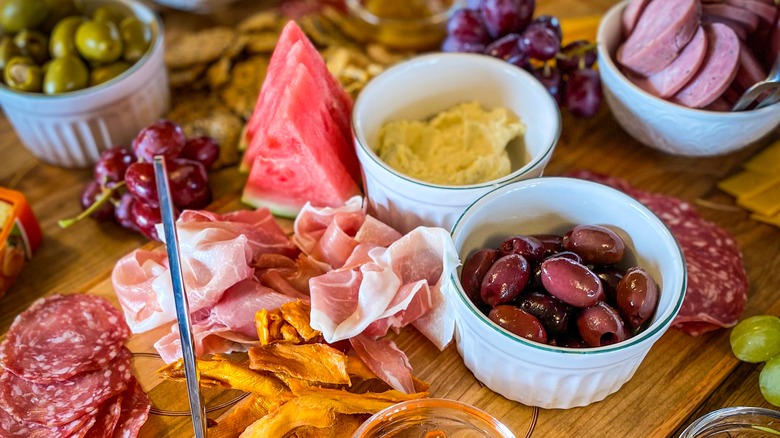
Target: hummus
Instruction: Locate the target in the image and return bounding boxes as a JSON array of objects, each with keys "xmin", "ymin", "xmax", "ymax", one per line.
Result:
[{"xmin": 376, "ymin": 101, "xmax": 525, "ymax": 186}]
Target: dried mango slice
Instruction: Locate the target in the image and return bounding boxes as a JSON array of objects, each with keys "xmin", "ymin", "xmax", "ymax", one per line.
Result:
[
  {"xmin": 717, "ymin": 170, "xmax": 780, "ymax": 198},
  {"xmin": 280, "ymin": 301, "xmax": 319, "ymax": 342},
  {"xmin": 248, "ymin": 343, "xmax": 350, "ymax": 385},
  {"xmin": 208, "ymin": 395, "xmax": 269, "ymax": 438},
  {"xmin": 743, "ymin": 140, "xmax": 780, "ymax": 174},
  {"xmin": 737, "ymin": 182, "xmax": 780, "ymax": 217},
  {"xmin": 240, "ymin": 396, "xmax": 337, "ymax": 438},
  {"xmin": 158, "ymin": 356, "xmax": 291, "ymax": 403},
  {"xmin": 292, "ymin": 385, "xmax": 429, "ymax": 405},
  {"xmin": 292, "ymin": 414, "xmax": 365, "ymax": 438}
]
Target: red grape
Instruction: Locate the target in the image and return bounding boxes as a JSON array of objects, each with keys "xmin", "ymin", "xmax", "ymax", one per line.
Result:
[
  {"xmin": 114, "ymin": 192, "xmax": 137, "ymax": 231},
  {"xmin": 80, "ymin": 181, "xmax": 115, "ymax": 221},
  {"xmin": 94, "ymin": 146, "xmax": 134, "ymax": 186},
  {"xmin": 480, "ymin": 0, "xmax": 535, "ymax": 38},
  {"xmin": 557, "ymin": 40, "xmax": 597, "ymax": 74},
  {"xmin": 180, "ymin": 136, "xmax": 220, "ymax": 170},
  {"xmin": 125, "ymin": 161, "xmax": 159, "ymax": 208},
  {"xmin": 519, "ymin": 25, "xmax": 560, "ymax": 61},
  {"xmin": 130, "ymin": 200, "xmax": 165, "ymax": 241},
  {"xmin": 132, "ymin": 119, "xmax": 186, "ymax": 162},
  {"xmin": 528, "ymin": 15, "xmax": 562, "ymax": 41},
  {"xmin": 484, "ymin": 33, "xmax": 527, "ymax": 64},
  {"xmin": 169, "ymin": 159, "xmax": 212, "ymax": 210},
  {"xmin": 447, "ymin": 8, "xmax": 491, "ymax": 44},
  {"xmin": 531, "ymin": 65, "xmax": 563, "ymax": 105},
  {"xmin": 441, "ymin": 36, "xmax": 486, "ymax": 53},
  {"xmin": 564, "ymin": 68, "xmax": 603, "ymax": 118}
]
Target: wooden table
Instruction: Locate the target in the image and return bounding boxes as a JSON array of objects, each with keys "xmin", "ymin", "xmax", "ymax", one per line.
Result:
[{"xmin": 1, "ymin": 0, "xmax": 779, "ymax": 436}]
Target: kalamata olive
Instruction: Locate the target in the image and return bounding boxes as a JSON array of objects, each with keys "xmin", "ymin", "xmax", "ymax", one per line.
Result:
[
  {"xmin": 616, "ymin": 267, "xmax": 658, "ymax": 330},
  {"xmin": 540, "ymin": 257, "xmax": 604, "ymax": 307},
  {"xmin": 499, "ymin": 235, "xmax": 545, "ymax": 262},
  {"xmin": 516, "ymin": 290, "xmax": 572, "ymax": 336},
  {"xmin": 527, "ymin": 263, "xmax": 543, "ymax": 290},
  {"xmin": 593, "ymin": 265, "xmax": 624, "ymax": 304},
  {"xmin": 562, "ymin": 224, "xmax": 625, "ymax": 265},
  {"xmin": 460, "ymin": 249, "xmax": 499, "ymax": 304},
  {"xmin": 489, "ymin": 305, "xmax": 547, "ymax": 343},
  {"xmin": 546, "ymin": 250, "xmax": 581, "ymax": 263},
  {"xmin": 577, "ymin": 302, "xmax": 629, "ymax": 347},
  {"xmin": 531, "ymin": 234, "xmax": 562, "ymax": 256},
  {"xmin": 480, "ymin": 254, "xmax": 530, "ymax": 307}
]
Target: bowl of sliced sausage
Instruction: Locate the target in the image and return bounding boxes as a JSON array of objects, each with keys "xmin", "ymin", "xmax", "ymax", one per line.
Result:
[{"xmin": 596, "ymin": 0, "xmax": 780, "ymax": 156}]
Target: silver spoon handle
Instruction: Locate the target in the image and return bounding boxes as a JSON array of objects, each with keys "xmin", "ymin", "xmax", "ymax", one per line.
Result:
[{"xmin": 153, "ymin": 156, "xmax": 208, "ymax": 438}]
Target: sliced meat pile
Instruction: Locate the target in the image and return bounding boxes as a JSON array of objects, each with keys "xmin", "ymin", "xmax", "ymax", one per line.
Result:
[
  {"xmin": 567, "ymin": 171, "xmax": 748, "ymax": 336},
  {"xmin": 617, "ymin": 0, "xmax": 778, "ymax": 109},
  {"xmin": 0, "ymin": 294, "xmax": 151, "ymax": 437}
]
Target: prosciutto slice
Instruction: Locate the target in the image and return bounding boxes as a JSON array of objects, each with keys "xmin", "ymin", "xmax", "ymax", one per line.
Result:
[
  {"xmin": 112, "ymin": 208, "xmax": 296, "ymax": 333},
  {"xmin": 350, "ymin": 334, "xmax": 415, "ymax": 394}
]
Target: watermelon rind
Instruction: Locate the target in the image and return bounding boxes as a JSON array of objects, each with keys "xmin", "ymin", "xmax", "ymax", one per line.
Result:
[{"xmin": 240, "ymin": 190, "xmax": 301, "ymax": 219}]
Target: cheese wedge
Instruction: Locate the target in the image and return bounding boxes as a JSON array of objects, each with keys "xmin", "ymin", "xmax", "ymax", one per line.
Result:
[
  {"xmin": 737, "ymin": 181, "xmax": 780, "ymax": 217},
  {"xmin": 752, "ymin": 212, "xmax": 780, "ymax": 227},
  {"xmin": 744, "ymin": 140, "xmax": 780, "ymax": 174},
  {"xmin": 718, "ymin": 170, "xmax": 780, "ymax": 198}
]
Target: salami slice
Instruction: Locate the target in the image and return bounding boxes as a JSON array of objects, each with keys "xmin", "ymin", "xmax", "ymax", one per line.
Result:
[
  {"xmin": 565, "ymin": 170, "xmax": 749, "ymax": 336},
  {"xmin": 83, "ymin": 396, "xmax": 123, "ymax": 438},
  {"xmin": 0, "ymin": 294, "xmax": 131, "ymax": 383},
  {"xmin": 0, "ymin": 388, "xmax": 98, "ymax": 437},
  {"xmin": 112, "ymin": 377, "xmax": 151, "ymax": 438},
  {"xmin": 0, "ymin": 347, "xmax": 132, "ymax": 427}
]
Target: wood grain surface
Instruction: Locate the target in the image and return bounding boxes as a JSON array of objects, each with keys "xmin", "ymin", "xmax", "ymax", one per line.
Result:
[{"xmin": 1, "ymin": 0, "xmax": 779, "ymax": 437}]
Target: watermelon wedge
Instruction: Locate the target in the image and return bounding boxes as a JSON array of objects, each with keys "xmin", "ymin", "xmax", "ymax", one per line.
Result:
[{"xmin": 240, "ymin": 21, "xmax": 362, "ymax": 217}]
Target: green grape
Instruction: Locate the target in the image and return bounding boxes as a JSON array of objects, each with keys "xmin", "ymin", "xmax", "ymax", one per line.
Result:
[
  {"xmin": 760, "ymin": 355, "xmax": 780, "ymax": 407},
  {"xmin": 730, "ymin": 315, "xmax": 780, "ymax": 363}
]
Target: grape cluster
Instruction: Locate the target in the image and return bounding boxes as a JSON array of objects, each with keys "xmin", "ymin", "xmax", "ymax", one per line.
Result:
[
  {"xmin": 71, "ymin": 120, "xmax": 219, "ymax": 241},
  {"xmin": 730, "ymin": 315, "xmax": 780, "ymax": 406},
  {"xmin": 443, "ymin": 0, "xmax": 602, "ymax": 118}
]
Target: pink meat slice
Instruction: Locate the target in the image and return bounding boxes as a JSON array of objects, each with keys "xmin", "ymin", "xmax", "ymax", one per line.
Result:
[
  {"xmin": 0, "ymin": 347, "xmax": 132, "ymax": 427},
  {"xmin": 565, "ymin": 170, "xmax": 748, "ymax": 336},
  {"xmin": 702, "ymin": 3, "xmax": 759, "ymax": 31},
  {"xmin": 617, "ymin": 0, "xmax": 701, "ymax": 75},
  {"xmin": 349, "ymin": 334, "xmax": 415, "ymax": 394},
  {"xmin": 621, "ymin": 0, "xmax": 652, "ymax": 36},
  {"xmin": 735, "ymin": 41, "xmax": 768, "ymax": 90},
  {"xmin": 703, "ymin": 97, "xmax": 732, "ymax": 111},
  {"xmin": 702, "ymin": 13, "xmax": 748, "ymax": 40},
  {"xmin": 112, "ymin": 377, "xmax": 151, "ymax": 438},
  {"xmin": 632, "ymin": 26, "xmax": 708, "ymax": 98},
  {"xmin": 702, "ymin": 0, "xmax": 777, "ymax": 25},
  {"xmin": 0, "ymin": 388, "xmax": 98, "ymax": 438},
  {"xmin": 0, "ymin": 294, "xmax": 130, "ymax": 384},
  {"xmin": 673, "ymin": 23, "xmax": 740, "ymax": 108},
  {"xmin": 83, "ymin": 396, "xmax": 123, "ymax": 438}
]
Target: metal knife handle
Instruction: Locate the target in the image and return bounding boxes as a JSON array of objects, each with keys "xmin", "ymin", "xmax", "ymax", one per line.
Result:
[{"xmin": 153, "ymin": 156, "xmax": 208, "ymax": 438}]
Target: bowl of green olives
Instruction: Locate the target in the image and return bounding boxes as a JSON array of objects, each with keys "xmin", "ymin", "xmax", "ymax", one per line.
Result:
[{"xmin": 0, "ymin": 0, "xmax": 169, "ymax": 168}]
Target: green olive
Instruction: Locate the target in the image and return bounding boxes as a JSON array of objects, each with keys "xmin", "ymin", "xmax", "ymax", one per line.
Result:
[
  {"xmin": 119, "ymin": 16, "xmax": 149, "ymax": 62},
  {"xmin": 75, "ymin": 19, "xmax": 123, "ymax": 63},
  {"xmin": 43, "ymin": 54, "xmax": 87, "ymax": 94},
  {"xmin": 41, "ymin": 0, "xmax": 78, "ymax": 31},
  {"xmin": 0, "ymin": 36, "xmax": 20, "ymax": 71},
  {"xmin": 92, "ymin": 5, "xmax": 125, "ymax": 24},
  {"xmin": 13, "ymin": 29, "xmax": 49, "ymax": 65},
  {"xmin": 0, "ymin": 0, "xmax": 47, "ymax": 34},
  {"xmin": 3, "ymin": 56, "xmax": 42, "ymax": 92},
  {"xmin": 49, "ymin": 15, "xmax": 84, "ymax": 58},
  {"xmin": 89, "ymin": 60, "xmax": 129, "ymax": 86}
]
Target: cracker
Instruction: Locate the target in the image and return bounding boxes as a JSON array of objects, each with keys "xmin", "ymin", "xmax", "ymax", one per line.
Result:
[
  {"xmin": 165, "ymin": 27, "xmax": 237, "ymax": 69},
  {"xmin": 219, "ymin": 55, "xmax": 269, "ymax": 120},
  {"xmin": 168, "ymin": 64, "xmax": 207, "ymax": 88},
  {"xmin": 245, "ymin": 32, "xmax": 280, "ymax": 54},
  {"xmin": 207, "ymin": 56, "xmax": 232, "ymax": 90},
  {"xmin": 238, "ymin": 10, "xmax": 282, "ymax": 33}
]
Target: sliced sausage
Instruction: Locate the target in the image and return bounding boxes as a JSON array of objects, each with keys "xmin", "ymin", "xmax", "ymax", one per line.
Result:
[
  {"xmin": 672, "ymin": 23, "xmax": 741, "ymax": 108},
  {"xmin": 618, "ymin": 0, "xmax": 701, "ymax": 76},
  {"xmin": 622, "ymin": 0, "xmax": 653, "ymax": 37},
  {"xmin": 633, "ymin": 26, "xmax": 708, "ymax": 98},
  {"xmin": 702, "ymin": 13, "xmax": 749, "ymax": 40},
  {"xmin": 702, "ymin": 0, "xmax": 777, "ymax": 26},
  {"xmin": 735, "ymin": 41, "xmax": 768, "ymax": 90},
  {"xmin": 703, "ymin": 97, "xmax": 731, "ymax": 111},
  {"xmin": 702, "ymin": 3, "xmax": 760, "ymax": 31}
]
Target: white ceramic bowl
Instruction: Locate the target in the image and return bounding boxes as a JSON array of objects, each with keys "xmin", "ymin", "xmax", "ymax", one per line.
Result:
[
  {"xmin": 449, "ymin": 177, "xmax": 686, "ymax": 409},
  {"xmin": 353, "ymin": 53, "xmax": 561, "ymax": 234},
  {"xmin": 0, "ymin": 0, "xmax": 169, "ymax": 169},
  {"xmin": 597, "ymin": 1, "xmax": 780, "ymax": 157},
  {"xmin": 152, "ymin": 0, "xmax": 242, "ymax": 13}
]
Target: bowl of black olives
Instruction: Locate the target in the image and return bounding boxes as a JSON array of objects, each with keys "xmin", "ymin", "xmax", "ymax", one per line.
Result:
[
  {"xmin": 0, "ymin": 0, "xmax": 168, "ymax": 168},
  {"xmin": 448, "ymin": 176, "xmax": 686, "ymax": 409}
]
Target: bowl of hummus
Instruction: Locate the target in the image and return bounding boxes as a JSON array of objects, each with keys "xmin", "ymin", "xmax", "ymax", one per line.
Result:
[{"xmin": 353, "ymin": 52, "xmax": 561, "ymax": 233}]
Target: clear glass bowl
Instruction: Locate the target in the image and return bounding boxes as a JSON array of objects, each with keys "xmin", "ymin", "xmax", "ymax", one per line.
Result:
[
  {"xmin": 678, "ymin": 407, "xmax": 780, "ymax": 437},
  {"xmin": 352, "ymin": 398, "xmax": 516, "ymax": 438}
]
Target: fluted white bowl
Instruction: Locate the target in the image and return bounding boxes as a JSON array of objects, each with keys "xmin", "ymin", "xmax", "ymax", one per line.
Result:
[
  {"xmin": 0, "ymin": 0, "xmax": 169, "ymax": 169},
  {"xmin": 353, "ymin": 53, "xmax": 560, "ymax": 234},
  {"xmin": 597, "ymin": 1, "xmax": 780, "ymax": 157},
  {"xmin": 449, "ymin": 177, "xmax": 687, "ymax": 409}
]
